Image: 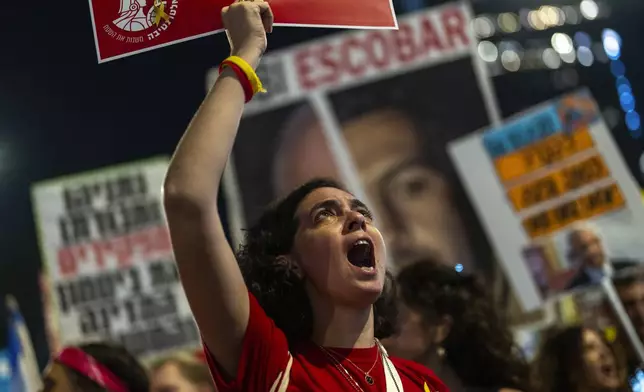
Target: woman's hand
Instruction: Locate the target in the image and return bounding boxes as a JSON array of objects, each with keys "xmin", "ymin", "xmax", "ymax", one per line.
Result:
[{"xmin": 222, "ymin": 0, "xmax": 274, "ymax": 69}]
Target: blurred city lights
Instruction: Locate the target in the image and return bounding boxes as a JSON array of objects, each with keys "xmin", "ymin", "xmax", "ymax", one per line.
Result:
[
  {"xmin": 501, "ymin": 50, "xmax": 521, "ymax": 72},
  {"xmin": 600, "ymin": 29, "xmax": 641, "ymax": 138},
  {"xmin": 551, "ymin": 33, "xmax": 574, "ymax": 54},
  {"xmin": 610, "ymin": 60, "xmax": 625, "ymax": 77},
  {"xmin": 473, "ymin": 16, "xmax": 495, "ymax": 38},
  {"xmin": 574, "ymin": 31, "xmax": 592, "ymax": 48},
  {"xmin": 498, "ymin": 13, "xmax": 520, "ymax": 33},
  {"xmin": 626, "ymin": 111, "xmax": 640, "ymax": 131},
  {"xmin": 540, "ymin": 6, "xmax": 563, "ymax": 27},
  {"xmin": 455, "ymin": 264, "xmax": 464, "ymax": 273},
  {"xmin": 577, "ymin": 46, "xmax": 594, "ymax": 66},
  {"xmin": 562, "ymin": 5, "xmax": 581, "ymax": 24},
  {"xmin": 580, "ymin": 0, "xmax": 599, "ymax": 20},
  {"xmin": 620, "ymin": 92, "xmax": 636, "ymax": 112},
  {"xmin": 528, "ymin": 10, "xmax": 547, "ymax": 30},
  {"xmin": 616, "ymin": 76, "xmax": 631, "ymax": 91},
  {"xmin": 478, "ymin": 41, "xmax": 499, "ymax": 62},
  {"xmin": 542, "ymin": 48, "xmax": 562, "ymax": 69},
  {"xmin": 560, "ymin": 51, "xmax": 576, "ymax": 64},
  {"xmin": 602, "ymin": 29, "xmax": 622, "ymax": 60},
  {"xmin": 592, "ymin": 42, "xmax": 609, "ymax": 63}
]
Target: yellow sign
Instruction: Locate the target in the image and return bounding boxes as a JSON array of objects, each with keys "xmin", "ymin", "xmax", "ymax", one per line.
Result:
[
  {"xmin": 507, "ymin": 155, "xmax": 611, "ymax": 211},
  {"xmin": 494, "ymin": 128, "xmax": 595, "ymax": 183},
  {"xmin": 522, "ymin": 183, "xmax": 625, "ymax": 238}
]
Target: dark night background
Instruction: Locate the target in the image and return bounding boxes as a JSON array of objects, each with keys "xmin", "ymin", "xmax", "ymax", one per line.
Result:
[{"xmin": 1, "ymin": 0, "xmax": 642, "ymax": 369}]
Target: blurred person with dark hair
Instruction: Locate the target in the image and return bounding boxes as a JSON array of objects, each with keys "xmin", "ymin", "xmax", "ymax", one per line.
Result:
[
  {"xmin": 533, "ymin": 326, "xmax": 628, "ymax": 392},
  {"xmin": 150, "ymin": 353, "xmax": 216, "ymax": 392},
  {"xmin": 41, "ymin": 342, "xmax": 149, "ymax": 392},
  {"xmin": 612, "ymin": 271, "xmax": 644, "ymax": 373},
  {"xmin": 615, "ymin": 272, "xmax": 644, "ymax": 343},
  {"xmin": 566, "ymin": 223, "xmax": 638, "ymax": 290},
  {"xmin": 382, "ymin": 261, "xmax": 531, "ymax": 392}
]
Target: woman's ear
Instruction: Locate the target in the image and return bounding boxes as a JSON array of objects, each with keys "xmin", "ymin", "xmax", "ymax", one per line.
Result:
[
  {"xmin": 431, "ymin": 315, "xmax": 453, "ymax": 346},
  {"xmin": 276, "ymin": 255, "xmax": 303, "ymax": 279}
]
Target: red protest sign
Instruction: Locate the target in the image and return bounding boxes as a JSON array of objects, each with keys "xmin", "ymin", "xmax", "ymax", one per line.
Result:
[{"xmin": 89, "ymin": 0, "xmax": 398, "ymax": 63}]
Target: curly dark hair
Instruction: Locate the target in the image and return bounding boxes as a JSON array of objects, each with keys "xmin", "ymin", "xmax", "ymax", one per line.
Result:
[
  {"xmin": 533, "ymin": 326, "xmax": 629, "ymax": 392},
  {"xmin": 237, "ymin": 178, "xmax": 398, "ymax": 347},
  {"xmin": 64, "ymin": 342, "xmax": 149, "ymax": 392},
  {"xmin": 397, "ymin": 261, "xmax": 531, "ymax": 391}
]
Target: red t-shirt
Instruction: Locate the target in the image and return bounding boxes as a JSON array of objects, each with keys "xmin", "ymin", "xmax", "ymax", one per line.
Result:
[{"xmin": 203, "ymin": 292, "xmax": 448, "ymax": 392}]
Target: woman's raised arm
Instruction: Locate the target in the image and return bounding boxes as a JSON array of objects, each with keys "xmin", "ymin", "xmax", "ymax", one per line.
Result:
[{"xmin": 162, "ymin": 0, "xmax": 273, "ymax": 377}]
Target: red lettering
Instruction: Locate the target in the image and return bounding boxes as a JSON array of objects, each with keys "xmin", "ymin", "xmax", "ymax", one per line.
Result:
[
  {"xmin": 340, "ymin": 38, "xmax": 366, "ymax": 76},
  {"xmin": 153, "ymin": 226, "xmax": 173, "ymax": 255},
  {"xmin": 442, "ymin": 8, "xmax": 469, "ymax": 48},
  {"xmin": 292, "ymin": 10, "xmax": 469, "ymax": 91},
  {"xmin": 131, "ymin": 231, "xmax": 153, "ymax": 256},
  {"xmin": 318, "ymin": 44, "xmax": 339, "ymax": 86},
  {"xmin": 92, "ymin": 241, "xmax": 110, "ymax": 269},
  {"xmin": 58, "ymin": 247, "xmax": 77, "ymax": 277},
  {"xmin": 420, "ymin": 18, "xmax": 444, "ymax": 54},
  {"xmin": 393, "ymin": 23, "xmax": 417, "ymax": 63},
  {"xmin": 111, "ymin": 236, "xmax": 133, "ymax": 268},
  {"xmin": 365, "ymin": 32, "xmax": 390, "ymax": 69},
  {"xmin": 295, "ymin": 48, "xmax": 316, "ymax": 90},
  {"xmin": 55, "ymin": 226, "xmax": 172, "ymax": 277}
]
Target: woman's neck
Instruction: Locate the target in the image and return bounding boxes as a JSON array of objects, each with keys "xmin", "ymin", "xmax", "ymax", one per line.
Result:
[{"xmin": 309, "ymin": 295, "xmax": 375, "ymax": 348}]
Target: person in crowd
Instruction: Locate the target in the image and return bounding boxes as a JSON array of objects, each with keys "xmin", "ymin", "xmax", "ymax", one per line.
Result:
[
  {"xmin": 162, "ymin": 1, "xmax": 447, "ymax": 391},
  {"xmin": 612, "ymin": 270, "xmax": 644, "ymax": 373},
  {"xmin": 41, "ymin": 342, "xmax": 149, "ymax": 392},
  {"xmin": 533, "ymin": 326, "xmax": 629, "ymax": 392},
  {"xmin": 383, "ymin": 261, "xmax": 531, "ymax": 392},
  {"xmin": 566, "ymin": 222, "xmax": 638, "ymax": 290},
  {"xmin": 150, "ymin": 353, "xmax": 216, "ymax": 392}
]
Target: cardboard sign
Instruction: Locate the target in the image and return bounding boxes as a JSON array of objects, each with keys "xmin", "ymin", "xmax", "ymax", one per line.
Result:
[
  {"xmin": 31, "ymin": 158, "xmax": 200, "ymax": 360},
  {"xmin": 89, "ymin": 0, "xmax": 398, "ymax": 63},
  {"xmin": 449, "ymin": 90, "xmax": 644, "ymax": 310}
]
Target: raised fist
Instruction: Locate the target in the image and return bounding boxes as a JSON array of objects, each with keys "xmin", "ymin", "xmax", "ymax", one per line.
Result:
[{"xmin": 222, "ymin": 0, "xmax": 274, "ymax": 69}]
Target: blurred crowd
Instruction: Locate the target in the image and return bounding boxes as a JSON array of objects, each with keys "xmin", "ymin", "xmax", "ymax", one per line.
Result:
[{"xmin": 36, "ymin": 220, "xmax": 644, "ymax": 392}]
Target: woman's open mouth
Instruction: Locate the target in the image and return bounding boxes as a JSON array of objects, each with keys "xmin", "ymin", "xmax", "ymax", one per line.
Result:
[{"xmin": 347, "ymin": 239, "xmax": 376, "ymax": 272}]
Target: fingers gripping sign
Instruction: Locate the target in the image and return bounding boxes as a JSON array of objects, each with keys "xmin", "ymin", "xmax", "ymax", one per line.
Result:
[{"xmin": 222, "ymin": 0, "xmax": 274, "ymax": 70}]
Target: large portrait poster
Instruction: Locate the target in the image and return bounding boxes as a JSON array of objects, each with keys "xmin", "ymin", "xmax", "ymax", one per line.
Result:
[
  {"xmin": 217, "ymin": 2, "xmax": 525, "ymax": 314},
  {"xmin": 449, "ymin": 91, "xmax": 644, "ymax": 311},
  {"xmin": 31, "ymin": 157, "xmax": 200, "ymax": 360}
]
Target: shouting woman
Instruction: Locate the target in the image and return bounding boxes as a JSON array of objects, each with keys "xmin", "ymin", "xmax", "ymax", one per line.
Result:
[{"xmin": 162, "ymin": 1, "xmax": 448, "ymax": 391}]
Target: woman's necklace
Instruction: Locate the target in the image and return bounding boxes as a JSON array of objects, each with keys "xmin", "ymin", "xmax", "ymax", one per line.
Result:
[
  {"xmin": 320, "ymin": 342, "xmax": 380, "ymax": 385},
  {"xmin": 317, "ymin": 345, "xmax": 367, "ymax": 392}
]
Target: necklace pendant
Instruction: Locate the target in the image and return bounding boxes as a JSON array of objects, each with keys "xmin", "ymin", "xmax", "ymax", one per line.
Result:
[{"xmin": 365, "ymin": 375, "xmax": 374, "ymax": 385}]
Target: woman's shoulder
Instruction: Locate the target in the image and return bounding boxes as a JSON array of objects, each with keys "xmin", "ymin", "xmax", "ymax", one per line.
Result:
[{"xmin": 389, "ymin": 356, "xmax": 447, "ymax": 391}]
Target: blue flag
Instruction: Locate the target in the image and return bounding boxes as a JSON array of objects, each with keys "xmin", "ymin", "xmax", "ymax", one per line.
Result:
[{"xmin": 6, "ymin": 296, "xmax": 42, "ymax": 392}]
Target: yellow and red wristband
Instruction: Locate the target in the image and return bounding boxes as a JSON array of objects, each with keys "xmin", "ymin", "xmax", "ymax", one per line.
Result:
[{"xmin": 219, "ymin": 56, "xmax": 266, "ymax": 103}]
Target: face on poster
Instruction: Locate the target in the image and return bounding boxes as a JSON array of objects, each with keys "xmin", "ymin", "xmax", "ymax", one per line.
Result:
[
  {"xmin": 31, "ymin": 158, "xmax": 200, "ymax": 360},
  {"xmin": 88, "ymin": 0, "xmax": 397, "ymax": 63},
  {"xmin": 225, "ymin": 3, "xmax": 506, "ymax": 289},
  {"xmin": 450, "ymin": 90, "xmax": 644, "ymax": 311}
]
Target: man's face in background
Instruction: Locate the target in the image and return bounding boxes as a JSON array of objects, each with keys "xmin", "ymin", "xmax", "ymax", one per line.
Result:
[
  {"xmin": 273, "ymin": 107, "xmax": 474, "ymax": 272},
  {"xmin": 617, "ymin": 279, "xmax": 644, "ymax": 342},
  {"xmin": 568, "ymin": 229, "xmax": 606, "ymax": 269}
]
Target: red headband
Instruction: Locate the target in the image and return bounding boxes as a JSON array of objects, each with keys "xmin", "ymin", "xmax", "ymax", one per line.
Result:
[{"xmin": 55, "ymin": 347, "xmax": 129, "ymax": 392}]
